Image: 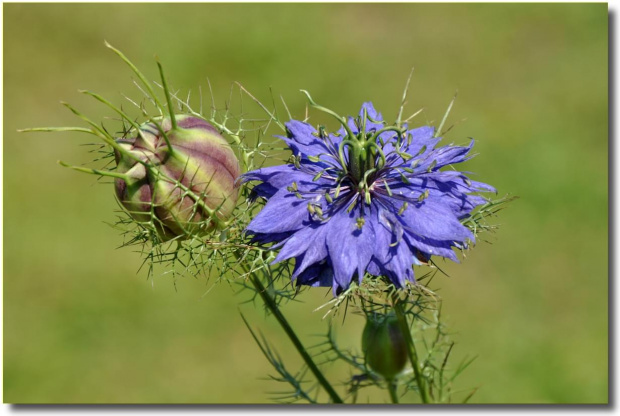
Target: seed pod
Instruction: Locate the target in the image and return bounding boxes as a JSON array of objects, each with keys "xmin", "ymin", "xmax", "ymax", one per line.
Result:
[
  {"xmin": 362, "ymin": 312, "xmax": 408, "ymax": 380},
  {"xmin": 114, "ymin": 114, "xmax": 241, "ymax": 240}
]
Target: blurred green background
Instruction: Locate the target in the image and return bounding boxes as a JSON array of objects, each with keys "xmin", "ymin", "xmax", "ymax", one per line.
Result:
[{"xmin": 4, "ymin": 3, "xmax": 607, "ymax": 404}]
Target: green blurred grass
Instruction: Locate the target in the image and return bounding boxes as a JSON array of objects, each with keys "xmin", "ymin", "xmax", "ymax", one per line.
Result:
[{"xmin": 3, "ymin": 3, "xmax": 607, "ymax": 404}]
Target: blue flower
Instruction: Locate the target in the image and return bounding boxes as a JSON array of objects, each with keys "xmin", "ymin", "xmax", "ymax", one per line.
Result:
[{"xmin": 244, "ymin": 103, "xmax": 495, "ymax": 295}]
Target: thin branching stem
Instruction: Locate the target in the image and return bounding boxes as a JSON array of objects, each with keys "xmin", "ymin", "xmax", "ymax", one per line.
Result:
[{"xmin": 248, "ymin": 273, "xmax": 343, "ymax": 403}]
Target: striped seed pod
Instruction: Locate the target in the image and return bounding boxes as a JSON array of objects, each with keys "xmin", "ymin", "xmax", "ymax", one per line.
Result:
[{"xmin": 114, "ymin": 114, "xmax": 241, "ymax": 240}]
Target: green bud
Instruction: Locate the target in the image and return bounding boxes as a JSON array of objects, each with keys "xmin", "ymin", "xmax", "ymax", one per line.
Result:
[
  {"xmin": 114, "ymin": 115, "xmax": 241, "ymax": 240},
  {"xmin": 362, "ymin": 312, "xmax": 408, "ymax": 380}
]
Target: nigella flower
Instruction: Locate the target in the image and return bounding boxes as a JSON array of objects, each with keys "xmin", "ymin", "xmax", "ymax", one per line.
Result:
[{"xmin": 243, "ymin": 102, "xmax": 495, "ymax": 295}]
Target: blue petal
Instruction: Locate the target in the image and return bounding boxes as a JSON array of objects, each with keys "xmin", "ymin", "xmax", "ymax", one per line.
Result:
[
  {"xmin": 408, "ymin": 126, "xmax": 436, "ymax": 147},
  {"xmin": 404, "ymin": 233, "xmax": 459, "ymax": 262},
  {"xmin": 346, "ymin": 102, "xmax": 385, "ymax": 135},
  {"xmin": 246, "ymin": 189, "xmax": 310, "ymax": 234},
  {"xmin": 366, "ymin": 207, "xmax": 415, "ymax": 286},
  {"xmin": 469, "ymin": 179, "xmax": 497, "ymax": 193},
  {"xmin": 421, "ymin": 140, "xmax": 474, "ymax": 171},
  {"xmin": 420, "ymin": 170, "xmax": 465, "ymax": 183},
  {"xmin": 281, "ymin": 120, "xmax": 332, "ymax": 158},
  {"xmin": 250, "ymin": 231, "xmax": 294, "ymax": 245},
  {"xmin": 371, "ymin": 208, "xmax": 396, "ymax": 261},
  {"xmin": 366, "ymin": 258, "xmax": 383, "ymax": 276},
  {"xmin": 244, "ymin": 164, "xmax": 312, "ymax": 199},
  {"xmin": 359, "ymin": 102, "xmax": 385, "ymax": 132},
  {"xmin": 243, "ymin": 164, "xmax": 301, "ymax": 185},
  {"xmin": 398, "ymin": 197, "xmax": 474, "ymax": 243},
  {"xmin": 360, "ymin": 102, "xmax": 383, "ymax": 122},
  {"xmin": 273, "ymin": 224, "xmax": 329, "ymax": 275},
  {"xmin": 442, "ymin": 194, "xmax": 488, "ymax": 219},
  {"xmin": 249, "ymin": 183, "xmax": 278, "ymax": 200},
  {"xmin": 384, "ymin": 238, "xmax": 415, "ymax": 286},
  {"xmin": 285, "ymin": 120, "xmax": 317, "ymax": 144},
  {"xmin": 325, "ymin": 209, "xmax": 376, "ymax": 289},
  {"xmin": 294, "ymin": 260, "xmax": 334, "ymax": 288},
  {"xmin": 244, "ymin": 163, "xmax": 334, "ymax": 196}
]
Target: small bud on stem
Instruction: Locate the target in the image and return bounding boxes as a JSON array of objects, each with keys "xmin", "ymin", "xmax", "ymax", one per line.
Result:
[{"xmin": 362, "ymin": 311, "xmax": 408, "ymax": 381}]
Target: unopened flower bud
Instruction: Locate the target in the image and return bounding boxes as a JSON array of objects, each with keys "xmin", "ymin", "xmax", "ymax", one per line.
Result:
[
  {"xmin": 114, "ymin": 114, "xmax": 241, "ymax": 240},
  {"xmin": 362, "ymin": 312, "xmax": 408, "ymax": 380}
]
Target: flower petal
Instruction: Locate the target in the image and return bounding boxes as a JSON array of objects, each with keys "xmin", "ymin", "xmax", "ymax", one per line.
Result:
[
  {"xmin": 325, "ymin": 209, "xmax": 375, "ymax": 289},
  {"xmin": 383, "ymin": 238, "xmax": 416, "ymax": 286},
  {"xmin": 246, "ymin": 189, "xmax": 310, "ymax": 234},
  {"xmin": 294, "ymin": 261, "xmax": 334, "ymax": 288},
  {"xmin": 273, "ymin": 224, "xmax": 329, "ymax": 274},
  {"xmin": 388, "ymin": 197, "xmax": 474, "ymax": 243},
  {"xmin": 421, "ymin": 140, "xmax": 474, "ymax": 171},
  {"xmin": 280, "ymin": 120, "xmax": 333, "ymax": 159},
  {"xmin": 404, "ymin": 233, "xmax": 459, "ymax": 262},
  {"xmin": 347, "ymin": 102, "xmax": 385, "ymax": 135}
]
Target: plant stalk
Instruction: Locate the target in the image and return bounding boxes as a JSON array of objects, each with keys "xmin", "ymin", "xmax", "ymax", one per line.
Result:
[
  {"xmin": 248, "ymin": 273, "xmax": 343, "ymax": 404},
  {"xmin": 393, "ymin": 299, "xmax": 430, "ymax": 404},
  {"xmin": 387, "ymin": 379, "xmax": 399, "ymax": 404}
]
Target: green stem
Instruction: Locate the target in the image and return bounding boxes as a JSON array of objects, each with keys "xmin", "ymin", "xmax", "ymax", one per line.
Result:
[
  {"xmin": 248, "ymin": 273, "xmax": 343, "ymax": 403},
  {"xmin": 387, "ymin": 379, "xmax": 399, "ymax": 404},
  {"xmin": 393, "ymin": 300, "xmax": 430, "ymax": 404}
]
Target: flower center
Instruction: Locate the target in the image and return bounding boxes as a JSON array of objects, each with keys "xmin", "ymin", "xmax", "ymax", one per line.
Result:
[{"xmin": 341, "ymin": 132, "xmax": 387, "ymax": 205}]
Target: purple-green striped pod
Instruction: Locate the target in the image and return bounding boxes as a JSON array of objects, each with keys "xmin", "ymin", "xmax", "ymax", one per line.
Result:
[
  {"xmin": 114, "ymin": 114, "xmax": 241, "ymax": 240},
  {"xmin": 362, "ymin": 312, "xmax": 408, "ymax": 380}
]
